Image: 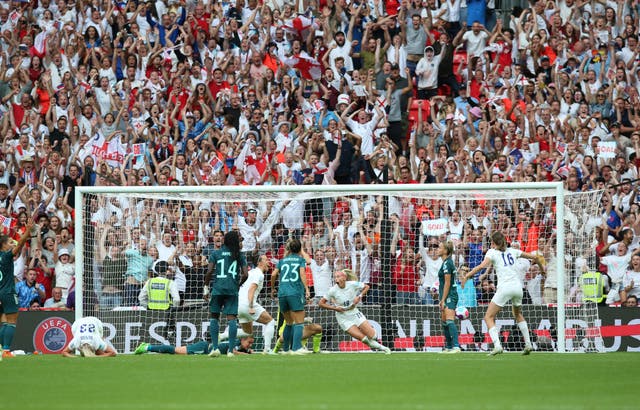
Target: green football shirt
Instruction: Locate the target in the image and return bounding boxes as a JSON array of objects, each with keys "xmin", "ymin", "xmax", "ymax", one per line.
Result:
[
  {"xmin": 208, "ymin": 245, "xmax": 246, "ymax": 295},
  {"xmin": 276, "ymin": 254, "xmax": 306, "ymax": 297}
]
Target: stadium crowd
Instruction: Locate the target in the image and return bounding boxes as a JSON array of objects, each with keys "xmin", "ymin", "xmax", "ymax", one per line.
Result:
[{"xmin": 1, "ymin": 0, "xmax": 640, "ymax": 322}]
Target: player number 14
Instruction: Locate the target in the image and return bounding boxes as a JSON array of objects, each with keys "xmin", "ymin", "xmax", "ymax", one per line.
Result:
[{"xmin": 216, "ymin": 259, "xmax": 238, "ymax": 279}]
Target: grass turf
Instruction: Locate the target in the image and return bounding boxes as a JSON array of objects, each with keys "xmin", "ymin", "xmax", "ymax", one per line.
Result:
[{"xmin": 1, "ymin": 352, "xmax": 637, "ymax": 410}]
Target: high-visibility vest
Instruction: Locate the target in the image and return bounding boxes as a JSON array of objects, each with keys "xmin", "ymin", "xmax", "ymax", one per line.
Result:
[
  {"xmin": 148, "ymin": 277, "xmax": 171, "ymax": 310},
  {"xmin": 581, "ymin": 271, "xmax": 604, "ymax": 303}
]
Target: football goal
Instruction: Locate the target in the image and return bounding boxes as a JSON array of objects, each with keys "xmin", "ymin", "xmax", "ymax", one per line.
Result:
[{"xmin": 75, "ymin": 183, "xmax": 603, "ymax": 353}]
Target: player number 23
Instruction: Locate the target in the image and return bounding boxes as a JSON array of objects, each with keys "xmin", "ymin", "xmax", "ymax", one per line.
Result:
[
  {"xmin": 80, "ymin": 324, "xmax": 96, "ymax": 333},
  {"xmin": 280, "ymin": 263, "xmax": 300, "ymax": 282}
]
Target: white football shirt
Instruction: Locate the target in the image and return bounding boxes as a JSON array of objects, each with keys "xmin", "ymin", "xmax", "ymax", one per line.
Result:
[
  {"xmin": 324, "ymin": 281, "xmax": 365, "ymax": 318},
  {"xmin": 239, "ymin": 267, "xmax": 265, "ymax": 305},
  {"xmin": 486, "ymin": 248, "xmax": 525, "ymax": 287},
  {"xmin": 68, "ymin": 316, "xmax": 106, "ymax": 352}
]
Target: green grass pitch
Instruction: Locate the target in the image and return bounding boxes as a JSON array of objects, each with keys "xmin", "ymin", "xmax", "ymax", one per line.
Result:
[{"xmin": 2, "ymin": 352, "xmax": 637, "ymax": 410}]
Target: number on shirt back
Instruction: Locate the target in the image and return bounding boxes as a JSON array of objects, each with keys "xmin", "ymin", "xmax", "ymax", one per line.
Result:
[
  {"xmin": 501, "ymin": 252, "xmax": 515, "ymax": 267},
  {"xmin": 280, "ymin": 263, "xmax": 300, "ymax": 282},
  {"xmin": 80, "ymin": 324, "xmax": 96, "ymax": 333},
  {"xmin": 216, "ymin": 259, "xmax": 238, "ymax": 279}
]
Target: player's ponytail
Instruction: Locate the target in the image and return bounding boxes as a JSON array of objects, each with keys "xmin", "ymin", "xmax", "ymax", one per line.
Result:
[{"xmin": 491, "ymin": 231, "xmax": 507, "ymax": 252}]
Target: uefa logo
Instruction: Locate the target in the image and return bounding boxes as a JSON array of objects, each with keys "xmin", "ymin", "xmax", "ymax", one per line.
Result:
[{"xmin": 33, "ymin": 317, "xmax": 73, "ymax": 354}]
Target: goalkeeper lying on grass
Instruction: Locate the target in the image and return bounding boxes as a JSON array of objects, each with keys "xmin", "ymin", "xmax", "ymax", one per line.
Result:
[{"xmin": 134, "ymin": 336, "xmax": 254, "ymax": 355}]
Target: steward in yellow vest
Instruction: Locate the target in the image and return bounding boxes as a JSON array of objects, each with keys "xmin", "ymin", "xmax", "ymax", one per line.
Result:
[
  {"xmin": 138, "ymin": 261, "xmax": 180, "ymax": 310},
  {"xmin": 580, "ymin": 271, "xmax": 605, "ymax": 304}
]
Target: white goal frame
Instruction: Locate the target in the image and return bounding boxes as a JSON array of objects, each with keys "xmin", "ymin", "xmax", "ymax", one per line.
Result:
[{"xmin": 75, "ymin": 182, "xmax": 573, "ymax": 352}]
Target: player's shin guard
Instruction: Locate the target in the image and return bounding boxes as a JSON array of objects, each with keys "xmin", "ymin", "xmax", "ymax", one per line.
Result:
[
  {"xmin": 2, "ymin": 324, "xmax": 15, "ymax": 350},
  {"xmin": 312, "ymin": 333, "xmax": 322, "ymax": 353},
  {"xmin": 210, "ymin": 319, "xmax": 220, "ymax": 349},
  {"xmin": 228, "ymin": 319, "xmax": 238, "ymax": 353},
  {"xmin": 488, "ymin": 326, "xmax": 502, "ymax": 349},
  {"xmin": 446, "ymin": 320, "xmax": 459, "ymax": 348},
  {"xmin": 443, "ymin": 322, "xmax": 452, "ymax": 349},
  {"xmin": 148, "ymin": 344, "xmax": 176, "ymax": 354},
  {"xmin": 292, "ymin": 323, "xmax": 304, "ymax": 351},
  {"xmin": 263, "ymin": 320, "xmax": 276, "ymax": 351},
  {"xmin": 517, "ymin": 321, "xmax": 532, "ymax": 347},
  {"xmin": 282, "ymin": 324, "xmax": 293, "ymax": 351}
]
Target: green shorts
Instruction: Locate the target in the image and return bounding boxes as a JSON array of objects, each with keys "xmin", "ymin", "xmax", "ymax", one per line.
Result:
[
  {"xmin": 278, "ymin": 295, "xmax": 306, "ymax": 313},
  {"xmin": 187, "ymin": 340, "xmax": 211, "ymax": 355},
  {"xmin": 209, "ymin": 294, "xmax": 238, "ymax": 316},
  {"xmin": 0, "ymin": 292, "xmax": 19, "ymax": 314},
  {"xmin": 444, "ymin": 290, "xmax": 459, "ymax": 310}
]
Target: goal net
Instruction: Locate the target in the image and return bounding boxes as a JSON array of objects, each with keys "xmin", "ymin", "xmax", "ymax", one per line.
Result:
[{"xmin": 75, "ymin": 183, "xmax": 604, "ymax": 353}]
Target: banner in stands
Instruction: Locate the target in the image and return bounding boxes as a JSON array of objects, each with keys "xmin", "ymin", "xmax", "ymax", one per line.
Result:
[{"xmin": 11, "ymin": 307, "xmax": 640, "ymax": 353}]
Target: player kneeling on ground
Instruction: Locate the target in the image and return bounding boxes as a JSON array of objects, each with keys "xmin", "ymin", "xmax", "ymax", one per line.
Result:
[
  {"xmin": 273, "ymin": 317, "xmax": 323, "ymax": 354},
  {"xmin": 62, "ymin": 316, "xmax": 117, "ymax": 357},
  {"xmin": 318, "ymin": 269, "xmax": 391, "ymax": 354},
  {"xmin": 135, "ymin": 336, "xmax": 254, "ymax": 355}
]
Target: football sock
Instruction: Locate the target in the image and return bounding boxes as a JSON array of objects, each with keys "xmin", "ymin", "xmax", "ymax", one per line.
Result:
[
  {"xmin": 517, "ymin": 321, "xmax": 532, "ymax": 347},
  {"xmin": 219, "ymin": 327, "xmax": 250, "ymax": 341},
  {"xmin": 237, "ymin": 328, "xmax": 251, "ymax": 338},
  {"xmin": 446, "ymin": 320, "xmax": 459, "ymax": 348},
  {"xmin": 273, "ymin": 338, "xmax": 282, "ymax": 353},
  {"xmin": 488, "ymin": 327, "xmax": 502, "ymax": 349},
  {"xmin": 2, "ymin": 324, "xmax": 15, "ymax": 350},
  {"xmin": 219, "ymin": 329, "xmax": 228, "ymax": 341},
  {"xmin": 443, "ymin": 322, "xmax": 452, "ymax": 349},
  {"xmin": 292, "ymin": 323, "xmax": 304, "ymax": 351},
  {"xmin": 0, "ymin": 323, "xmax": 6, "ymax": 346},
  {"xmin": 148, "ymin": 344, "xmax": 175, "ymax": 354},
  {"xmin": 282, "ymin": 324, "xmax": 292, "ymax": 351},
  {"xmin": 228, "ymin": 319, "xmax": 238, "ymax": 353},
  {"xmin": 362, "ymin": 336, "xmax": 384, "ymax": 350},
  {"xmin": 210, "ymin": 319, "xmax": 220, "ymax": 349},
  {"xmin": 263, "ymin": 320, "xmax": 276, "ymax": 351},
  {"xmin": 312, "ymin": 333, "xmax": 322, "ymax": 353}
]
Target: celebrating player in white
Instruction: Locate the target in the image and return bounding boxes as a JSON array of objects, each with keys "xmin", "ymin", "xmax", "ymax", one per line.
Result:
[
  {"xmin": 62, "ymin": 316, "xmax": 117, "ymax": 357},
  {"xmin": 462, "ymin": 231, "xmax": 545, "ymax": 356},
  {"xmin": 237, "ymin": 255, "xmax": 277, "ymax": 353},
  {"xmin": 318, "ymin": 269, "xmax": 391, "ymax": 354}
]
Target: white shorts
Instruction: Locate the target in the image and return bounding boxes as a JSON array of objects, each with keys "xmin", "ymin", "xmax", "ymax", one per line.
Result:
[
  {"xmin": 238, "ymin": 302, "xmax": 266, "ymax": 324},
  {"xmin": 491, "ymin": 282, "xmax": 523, "ymax": 307},
  {"xmin": 336, "ymin": 310, "xmax": 367, "ymax": 332}
]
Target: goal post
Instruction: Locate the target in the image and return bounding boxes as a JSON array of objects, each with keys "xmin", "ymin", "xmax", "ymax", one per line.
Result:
[{"xmin": 75, "ymin": 182, "xmax": 603, "ymax": 353}]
